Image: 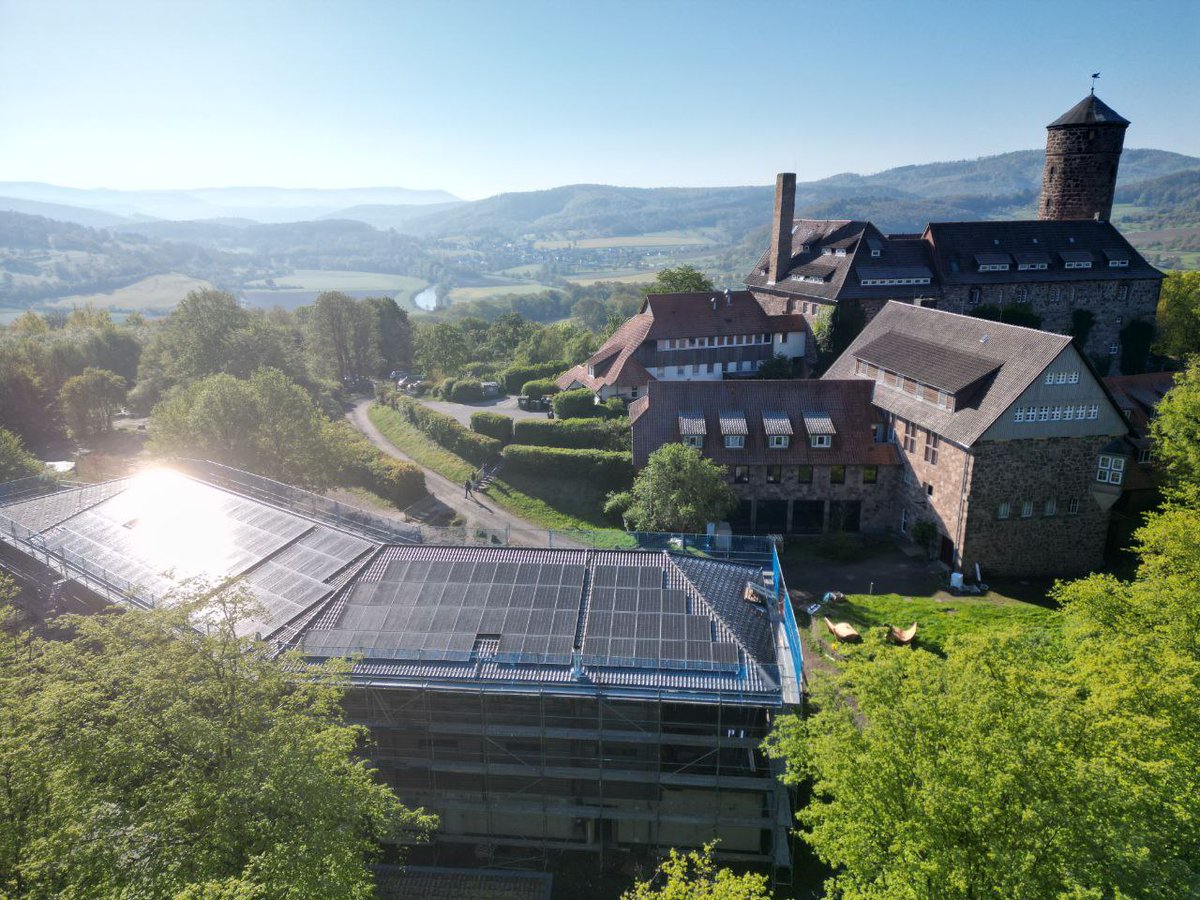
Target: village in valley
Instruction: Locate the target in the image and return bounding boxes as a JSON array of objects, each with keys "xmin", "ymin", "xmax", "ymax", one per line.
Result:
[{"xmin": 1, "ymin": 2, "xmax": 1198, "ymax": 896}]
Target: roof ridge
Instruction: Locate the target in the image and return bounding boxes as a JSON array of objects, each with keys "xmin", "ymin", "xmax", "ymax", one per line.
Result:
[{"xmin": 880, "ymin": 300, "xmax": 1073, "ymax": 342}]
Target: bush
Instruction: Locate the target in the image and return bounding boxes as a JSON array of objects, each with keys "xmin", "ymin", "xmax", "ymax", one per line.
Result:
[
  {"xmin": 448, "ymin": 378, "xmax": 484, "ymax": 403},
  {"xmin": 552, "ymin": 388, "xmax": 601, "ymax": 419},
  {"xmin": 501, "ymin": 361, "xmax": 569, "ymax": 394},
  {"xmin": 520, "ymin": 378, "xmax": 560, "ymax": 399},
  {"xmin": 603, "ymin": 397, "xmax": 626, "ymax": 417},
  {"xmin": 501, "ymin": 445, "xmax": 634, "ymax": 492},
  {"xmin": 512, "ymin": 417, "xmax": 628, "ymax": 451},
  {"xmin": 395, "ymin": 396, "xmax": 501, "ymax": 466},
  {"xmin": 471, "ymin": 411, "xmax": 514, "ymax": 444},
  {"xmin": 361, "ymin": 454, "xmax": 426, "ymax": 507},
  {"xmin": 439, "ymin": 377, "xmax": 457, "ymax": 399}
]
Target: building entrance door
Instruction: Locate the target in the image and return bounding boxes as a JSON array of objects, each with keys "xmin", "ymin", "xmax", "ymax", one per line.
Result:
[{"xmin": 939, "ymin": 535, "xmax": 955, "ymax": 567}]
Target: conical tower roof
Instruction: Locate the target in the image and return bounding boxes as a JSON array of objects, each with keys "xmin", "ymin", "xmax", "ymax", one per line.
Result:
[{"xmin": 1048, "ymin": 94, "xmax": 1130, "ymax": 128}]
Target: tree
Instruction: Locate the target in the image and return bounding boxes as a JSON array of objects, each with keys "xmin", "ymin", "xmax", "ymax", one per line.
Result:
[
  {"xmin": 414, "ymin": 322, "xmax": 469, "ymax": 377},
  {"xmin": 363, "ymin": 296, "xmax": 413, "ymax": 375},
  {"xmin": 0, "ymin": 583, "xmax": 436, "ymax": 897},
  {"xmin": 1150, "ymin": 356, "xmax": 1200, "ymax": 497},
  {"xmin": 644, "ymin": 265, "xmax": 715, "ymax": 296},
  {"xmin": 307, "ymin": 291, "xmax": 359, "ymax": 380},
  {"xmin": 616, "ymin": 444, "xmax": 736, "ymax": 533},
  {"xmin": 65, "ymin": 303, "xmax": 114, "ymax": 330},
  {"xmin": 0, "ymin": 427, "xmax": 43, "ymax": 481},
  {"xmin": 1155, "ymin": 270, "xmax": 1200, "ymax": 360},
  {"xmin": 58, "ymin": 367, "xmax": 127, "ymax": 439},
  {"xmin": 622, "ymin": 844, "xmax": 771, "ymax": 900},
  {"xmin": 756, "ymin": 355, "xmax": 793, "ymax": 379},
  {"xmin": 813, "ymin": 299, "xmax": 865, "ymax": 370},
  {"xmin": 8, "ymin": 311, "xmax": 47, "ymax": 335},
  {"xmin": 149, "ymin": 368, "xmax": 332, "ymax": 487},
  {"xmin": 764, "ymin": 627, "xmax": 1199, "ymax": 899}
]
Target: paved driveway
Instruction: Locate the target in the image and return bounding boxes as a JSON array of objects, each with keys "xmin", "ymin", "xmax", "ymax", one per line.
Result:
[{"xmin": 416, "ymin": 395, "xmax": 552, "ymax": 428}]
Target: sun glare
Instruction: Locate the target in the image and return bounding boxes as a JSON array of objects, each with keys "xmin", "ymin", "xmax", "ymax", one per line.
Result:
[{"xmin": 120, "ymin": 469, "xmax": 238, "ymax": 582}]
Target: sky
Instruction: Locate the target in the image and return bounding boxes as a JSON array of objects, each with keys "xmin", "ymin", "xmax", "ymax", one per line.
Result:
[{"xmin": 1, "ymin": 0, "xmax": 1197, "ymax": 200}]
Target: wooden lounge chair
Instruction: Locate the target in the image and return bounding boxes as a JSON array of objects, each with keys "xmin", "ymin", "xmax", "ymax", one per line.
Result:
[
  {"xmin": 889, "ymin": 622, "xmax": 918, "ymax": 645},
  {"xmin": 823, "ymin": 617, "xmax": 861, "ymax": 642}
]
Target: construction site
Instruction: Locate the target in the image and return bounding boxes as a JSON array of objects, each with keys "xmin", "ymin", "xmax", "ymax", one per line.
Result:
[{"xmin": 0, "ymin": 462, "xmax": 805, "ymax": 882}]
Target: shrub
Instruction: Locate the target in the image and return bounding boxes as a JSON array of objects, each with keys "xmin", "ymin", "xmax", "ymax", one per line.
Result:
[
  {"xmin": 361, "ymin": 454, "xmax": 426, "ymax": 507},
  {"xmin": 448, "ymin": 379, "xmax": 484, "ymax": 403},
  {"xmin": 501, "ymin": 445, "xmax": 634, "ymax": 492},
  {"xmin": 512, "ymin": 417, "xmax": 628, "ymax": 451},
  {"xmin": 552, "ymin": 388, "xmax": 601, "ymax": 419},
  {"xmin": 603, "ymin": 397, "xmax": 626, "ymax": 417},
  {"xmin": 520, "ymin": 378, "xmax": 560, "ymax": 399},
  {"xmin": 471, "ymin": 411, "xmax": 514, "ymax": 444},
  {"xmin": 439, "ymin": 377, "xmax": 457, "ymax": 399},
  {"xmin": 396, "ymin": 396, "xmax": 501, "ymax": 466},
  {"xmin": 501, "ymin": 361, "xmax": 569, "ymax": 394}
]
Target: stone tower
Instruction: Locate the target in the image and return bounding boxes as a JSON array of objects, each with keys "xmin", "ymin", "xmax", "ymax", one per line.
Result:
[{"xmin": 1038, "ymin": 94, "xmax": 1130, "ymax": 222}]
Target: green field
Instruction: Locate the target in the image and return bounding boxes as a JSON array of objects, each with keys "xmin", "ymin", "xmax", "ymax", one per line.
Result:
[
  {"xmin": 535, "ymin": 231, "xmax": 716, "ymax": 250},
  {"xmin": 448, "ymin": 282, "xmax": 560, "ymax": 303},
  {"xmin": 49, "ymin": 273, "xmax": 215, "ymax": 310},
  {"xmin": 565, "ymin": 270, "xmax": 659, "ymax": 285},
  {"xmin": 244, "ymin": 269, "xmax": 427, "ymax": 293}
]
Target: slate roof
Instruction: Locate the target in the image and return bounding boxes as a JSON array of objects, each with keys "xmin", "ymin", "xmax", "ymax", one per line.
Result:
[
  {"xmin": 678, "ymin": 411, "xmax": 707, "ymax": 436},
  {"xmin": 923, "ymin": 220, "xmax": 1161, "ymax": 285},
  {"xmin": 823, "ymin": 301, "xmax": 1075, "ymax": 447},
  {"xmin": 718, "ymin": 410, "xmax": 749, "ymax": 435},
  {"xmin": 631, "ymin": 379, "xmax": 897, "ymax": 468},
  {"xmin": 556, "ymin": 313, "xmax": 654, "ymax": 392},
  {"xmin": 854, "ymin": 331, "xmax": 1000, "ymax": 394},
  {"xmin": 762, "ymin": 411, "xmax": 793, "ymax": 436},
  {"xmin": 1104, "ymin": 371, "xmax": 1175, "ymax": 438},
  {"xmin": 1048, "ymin": 94, "xmax": 1130, "ymax": 128}
]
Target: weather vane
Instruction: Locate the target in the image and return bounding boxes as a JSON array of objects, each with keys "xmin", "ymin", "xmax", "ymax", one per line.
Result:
[{"xmin": 1091, "ymin": 72, "xmax": 1100, "ymax": 95}]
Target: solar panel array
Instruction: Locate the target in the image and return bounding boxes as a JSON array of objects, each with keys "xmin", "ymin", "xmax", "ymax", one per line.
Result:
[
  {"xmin": 583, "ymin": 565, "xmax": 741, "ymax": 672},
  {"xmin": 304, "ymin": 558, "xmax": 587, "ymax": 663}
]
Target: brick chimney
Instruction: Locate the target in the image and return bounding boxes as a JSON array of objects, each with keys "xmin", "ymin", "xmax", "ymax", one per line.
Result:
[{"xmin": 768, "ymin": 173, "xmax": 796, "ymax": 284}]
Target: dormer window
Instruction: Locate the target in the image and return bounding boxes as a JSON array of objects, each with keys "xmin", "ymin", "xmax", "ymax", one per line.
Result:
[
  {"xmin": 683, "ymin": 435, "xmax": 703, "ymax": 449},
  {"xmin": 810, "ymin": 434, "xmax": 831, "ymax": 448},
  {"xmin": 1109, "ymin": 259, "xmax": 1129, "ymax": 268},
  {"xmin": 724, "ymin": 435, "xmax": 745, "ymax": 449},
  {"xmin": 1064, "ymin": 260, "xmax": 1092, "ymax": 270},
  {"xmin": 821, "ymin": 247, "xmax": 832, "ymax": 256},
  {"xmin": 834, "ymin": 248, "xmax": 847, "ymax": 257},
  {"xmin": 768, "ymin": 435, "xmax": 790, "ymax": 449},
  {"xmin": 871, "ymin": 249, "xmax": 880, "ymax": 257}
]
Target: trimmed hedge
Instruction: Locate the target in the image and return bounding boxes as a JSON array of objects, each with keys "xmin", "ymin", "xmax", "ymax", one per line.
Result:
[
  {"xmin": 439, "ymin": 377, "xmax": 457, "ymax": 399},
  {"xmin": 471, "ymin": 411, "xmax": 514, "ymax": 444},
  {"xmin": 552, "ymin": 388, "xmax": 602, "ymax": 419},
  {"xmin": 520, "ymin": 378, "xmax": 560, "ymax": 399},
  {"xmin": 448, "ymin": 378, "xmax": 484, "ymax": 403},
  {"xmin": 501, "ymin": 361, "xmax": 569, "ymax": 394},
  {"xmin": 511, "ymin": 417, "xmax": 628, "ymax": 451},
  {"xmin": 359, "ymin": 454, "xmax": 426, "ymax": 507},
  {"xmin": 388, "ymin": 395, "xmax": 502, "ymax": 466},
  {"xmin": 501, "ymin": 445, "xmax": 634, "ymax": 491}
]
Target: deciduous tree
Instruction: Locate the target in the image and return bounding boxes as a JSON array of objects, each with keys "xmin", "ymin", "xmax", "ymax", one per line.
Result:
[
  {"xmin": 58, "ymin": 366, "xmax": 127, "ymax": 438},
  {"xmin": 1150, "ymin": 356, "xmax": 1200, "ymax": 498},
  {"xmin": 0, "ymin": 584, "xmax": 436, "ymax": 897},
  {"xmin": 0, "ymin": 427, "xmax": 43, "ymax": 481},
  {"xmin": 1154, "ymin": 270, "xmax": 1200, "ymax": 360},
  {"xmin": 612, "ymin": 444, "xmax": 736, "ymax": 533},
  {"xmin": 644, "ymin": 265, "xmax": 715, "ymax": 296},
  {"xmin": 622, "ymin": 844, "xmax": 771, "ymax": 900}
]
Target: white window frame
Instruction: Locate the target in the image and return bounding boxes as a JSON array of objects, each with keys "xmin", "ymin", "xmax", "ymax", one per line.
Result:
[
  {"xmin": 1068, "ymin": 498, "xmax": 1080, "ymax": 515},
  {"xmin": 1108, "ymin": 343, "xmax": 1119, "ymax": 355},
  {"xmin": 1138, "ymin": 448, "xmax": 1152, "ymax": 464},
  {"xmin": 1068, "ymin": 372, "xmax": 1080, "ymax": 384},
  {"xmin": 768, "ymin": 434, "xmax": 790, "ymax": 449},
  {"xmin": 1037, "ymin": 406, "xmax": 1050, "ymax": 422},
  {"xmin": 1021, "ymin": 500, "xmax": 1034, "ymax": 518},
  {"xmin": 997, "ymin": 502, "xmax": 1011, "ymax": 520},
  {"xmin": 1044, "ymin": 498, "xmax": 1057, "ymax": 517},
  {"xmin": 1097, "ymin": 454, "xmax": 1125, "ymax": 485},
  {"xmin": 683, "ymin": 434, "xmax": 703, "ymax": 449},
  {"xmin": 1088, "ymin": 404, "xmax": 1099, "ymax": 420},
  {"xmin": 810, "ymin": 434, "xmax": 832, "ymax": 449},
  {"xmin": 724, "ymin": 435, "xmax": 745, "ymax": 450}
]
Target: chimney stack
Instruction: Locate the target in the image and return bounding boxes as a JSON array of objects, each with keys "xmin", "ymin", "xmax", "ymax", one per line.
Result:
[{"xmin": 768, "ymin": 173, "xmax": 796, "ymax": 284}]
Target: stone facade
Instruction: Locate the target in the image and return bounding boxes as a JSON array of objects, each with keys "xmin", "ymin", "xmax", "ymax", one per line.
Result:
[
  {"xmin": 889, "ymin": 420, "xmax": 974, "ymax": 563},
  {"xmin": 960, "ymin": 436, "xmax": 1115, "ymax": 577},
  {"xmin": 727, "ymin": 462, "xmax": 900, "ymax": 534},
  {"xmin": 937, "ymin": 278, "xmax": 1159, "ymax": 373},
  {"xmin": 1039, "ymin": 122, "xmax": 1126, "ymax": 222}
]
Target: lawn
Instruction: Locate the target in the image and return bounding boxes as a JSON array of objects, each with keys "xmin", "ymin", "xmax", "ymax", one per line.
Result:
[
  {"xmin": 367, "ymin": 404, "xmax": 632, "ymax": 547},
  {"xmin": 448, "ymin": 282, "xmax": 561, "ymax": 303},
  {"xmin": 814, "ymin": 591, "xmax": 1057, "ymax": 656},
  {"xmin": 241, "ymin": 270, "xmax": 428, "ymax": 308},
  {"xmin": 565, "ymin": 270, "xmax": 659, "ymax": 285},
  {"xmin": 49, "ymin": 273, "xmax": 215, "ymax": 310}
]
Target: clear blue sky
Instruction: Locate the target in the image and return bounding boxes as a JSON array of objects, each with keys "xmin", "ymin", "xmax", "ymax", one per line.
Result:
[{"xmin": 1, "ymin": 0, "xmax": 1196, "ymax": 200}]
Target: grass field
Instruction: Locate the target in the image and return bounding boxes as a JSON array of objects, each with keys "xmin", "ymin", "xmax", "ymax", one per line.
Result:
[
  {"xmin": 49, "ymin": 273, "xmax": 215, "ymax": 310},
  {"xmin": 367, "ymin": 404, "xmax": 630, "ymax": 546},
  {"xmin": 565, "ymin": 270, "xmax": 659, "ymax": 285},
  {"xmin": 535, "ymin": 231, "xmax": 716, "ymax": 250},
  {"xmin": 448, "ymin": 282, "xmax": 561, "ymax": 302},
  {"xmin": 244, "ymin": 269, "xmax": 427, "ymax": 292}
]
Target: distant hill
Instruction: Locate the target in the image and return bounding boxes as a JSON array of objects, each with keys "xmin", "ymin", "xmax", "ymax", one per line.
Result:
[
  {"xmin": 0, "ymin": 196, "xmax": 137, "ymax": 228},
  {"xmin": 317, "ymin": 200, "xmax": 465, "ymax": 230},
  {"xmin": 0, "ymin": 183, "xmax": 461, "ymax": 225},
  {"xmin": 1113, "ymin": 168, "xmax": 1200, "ymax": 228}
]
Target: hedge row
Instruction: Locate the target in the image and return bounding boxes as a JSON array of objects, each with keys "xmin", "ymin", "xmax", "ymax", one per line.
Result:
[
  {"xmin": 511, "ymin": 417, "xmax": 628, "ymax": 451},
  {"xmin": 331, "ymin": 421, "xmax": 426, "ymax": 507},
  {"xmin": 470, "ymin": 411, "xmax": 514, "ymax": 444},
  {"xmin": 500, "ymin": 361, "xmax": 568, "ymax": 394},
  {"xmin": 552, "ymin": 388, "xmax": 603, "ymax": 419},
  {"xmin": 500, "ymin": 445, "xmax": 634, "ymax": 491},
  {"xmin": 388, "ymin": 395, "xmax": 502, "ymax": 466},
  {"xmin": 520, "ymin": 378, "xmax": 561, "ymax": 399},
  {"xmin": 447, "ymin": 378, "xmax": 484, "ymax": 403}
]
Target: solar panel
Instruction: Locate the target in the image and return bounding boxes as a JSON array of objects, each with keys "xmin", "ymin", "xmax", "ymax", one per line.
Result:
[
  {"xmin": 593, "ymin": 565, "xmax": 617, "ymax": 587},
  {"xmin": 612, "ymin": 589, "xmax": 638, "ymax": 612},
  {"xmin": 493, "ymin": 562, "xmax": 518, "ymax": 583},
  {"xmin": 615, "ymin": 566, "xmax": 641, "ymax": 588},
  {"xmin": 638, "ymin": 567, "xmax": 662, "ymax": 588}
]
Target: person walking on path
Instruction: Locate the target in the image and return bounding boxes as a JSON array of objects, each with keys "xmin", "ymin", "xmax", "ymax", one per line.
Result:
[{"xmin": 464, "ymin": 478, "xmax": 473, "ymax": 499}]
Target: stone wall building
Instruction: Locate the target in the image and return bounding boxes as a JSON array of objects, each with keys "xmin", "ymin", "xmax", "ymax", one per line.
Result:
[
  {"xmin": 824, "ymin": 302, "xmax": 1131, "ymax": 576},
  {"xmin": 629, "ymin": 379, "xmax": 900, "ymax": 535},
  {"xmin": 742, "ymin": 94, "xmax": 1162, "ymax": 374}
]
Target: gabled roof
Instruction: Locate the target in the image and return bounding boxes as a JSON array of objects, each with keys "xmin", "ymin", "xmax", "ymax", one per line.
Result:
[
  {"xmin": 631, "ymin": 379, "xmax": 896, "ymax": 467},
  {"xmin": 854, "ymin": 331, "xmax": 1000, "ymax": 394},
  {"xmin": 1048, "ymin": 94, "xmax": 1130, "ymax": 128},
  {"xmin": 823, "ymin": 302, "xmax": 1074, "ymax": 447},
  {"xmin": 556, "ymin": 313, "xmax": 655, "ymax": 392},
  {"xmin": 641, "ymin": 291, "xmax": 779, "ymax": 340},
  {"xmin": 1104, "ymin": 371, "xmax": 1175, "ymax": 437},
  {"xmin": 923, "ymin": 220, "xmax": 1161, "ymax": 284}
]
